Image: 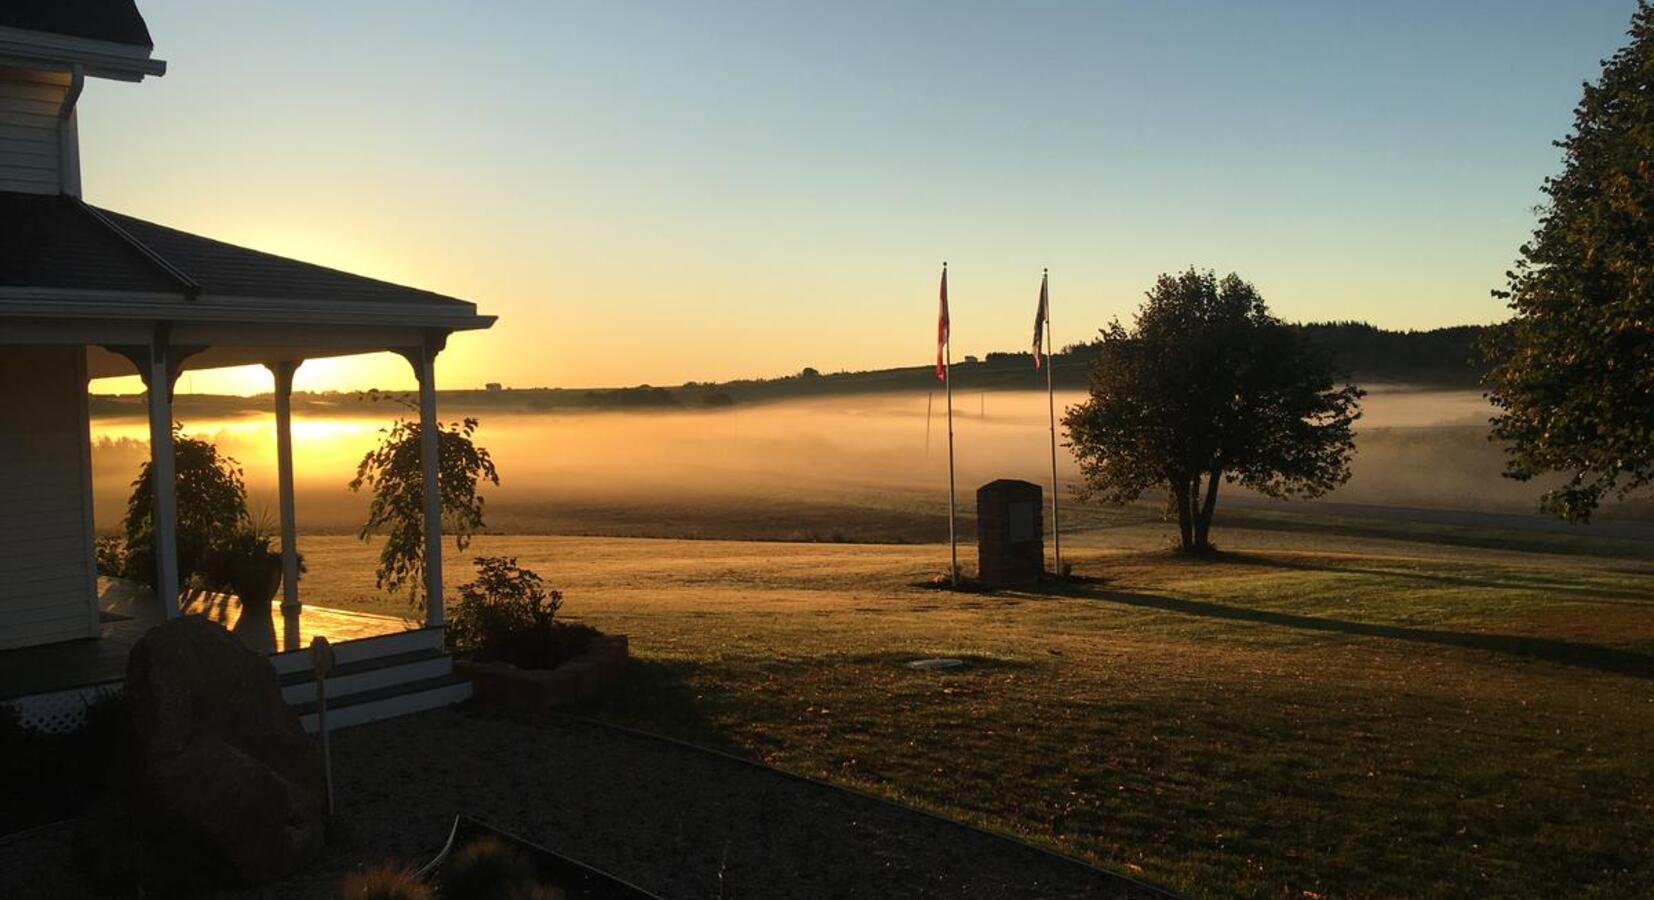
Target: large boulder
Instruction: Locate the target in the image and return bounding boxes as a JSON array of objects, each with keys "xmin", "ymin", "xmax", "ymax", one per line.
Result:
[{"xmin": 79, "ymin": 615, "xmax": 326, "ymax": 891}]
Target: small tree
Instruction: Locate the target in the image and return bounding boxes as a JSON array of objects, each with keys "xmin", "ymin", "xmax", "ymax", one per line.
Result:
[
  {"xmin": 1483, "ymin": 3, "xmax": 1654, "ymax": 522},
  {"xmin": 1063, "ymin": 269, "xmax": 1363, "ymax": 553},
  {"xmin": 120, "ymin": 425, "xmax": 250, "ymax": 593},
  {"xmin": 349, "ymin": 403, "xmax": 498, "ymax": 611}
]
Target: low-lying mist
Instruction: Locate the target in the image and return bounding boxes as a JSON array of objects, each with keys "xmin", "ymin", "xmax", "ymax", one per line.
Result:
[{"xmin": 87, "ymin": 387, "xmax": 1643, "ymax": 542}]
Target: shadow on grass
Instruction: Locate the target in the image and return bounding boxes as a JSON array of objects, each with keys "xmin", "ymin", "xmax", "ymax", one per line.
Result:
[
  {"xmin": 1061, "ymin": 582, "xmax": 1654, "ymax": 680},
  {"xmin": 1226, "ymin": 552, "xmax": 1654, "ymax": 606},
  {"xmin": 1218, "ymin": 511, "xmax": 1654, "ymax": 561},
  {"xmin": 563, "ymin": 657, "xmax": 749, "ymax": 758}
]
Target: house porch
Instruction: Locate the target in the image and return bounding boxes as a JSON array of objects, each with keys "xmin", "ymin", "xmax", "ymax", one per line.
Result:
[{"xmin": 1, "ymin": 578, "xmax": 410, "ymax": 733}]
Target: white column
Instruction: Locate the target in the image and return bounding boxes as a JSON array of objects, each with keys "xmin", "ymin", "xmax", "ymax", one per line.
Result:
[
  {"xmin": 145, "ymin": 336, "xmax": 181, "ymax": 617},
  {"xmin": 415, "ymin": 346, "xmax": 444, "ymax": 627},
  {"xmin": 268, "ymin": 360, "xmax": 302, "ymax": 649}
]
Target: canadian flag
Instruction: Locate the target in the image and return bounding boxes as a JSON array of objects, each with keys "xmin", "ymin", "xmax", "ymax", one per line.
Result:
[
  {"xmin": 936, "ymin": 265, "xmax": 949, "ymax": 380},
  {"xmin": 1032, "ymin": 269, "xmax": 1048, "ymax": 368}
]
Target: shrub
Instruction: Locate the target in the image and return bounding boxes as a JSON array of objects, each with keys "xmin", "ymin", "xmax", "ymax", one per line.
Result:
[
  {"xmin": 447, "ymin": 557, "xmax": 596, "ymax": 669},
  {"xmin": 438, "ymin": 836, "xmax": 539, "ymax": 900},
  {"xmin": 337, "ymin": 865, "xmax": 434, "ymax": 900},
  {"xmin": 120, "ymin": 426, "xmax": 251, "ymax": 592},
  {"xmin": 94, "ymin": 535, "xmax": 127, "ymax": 579}
]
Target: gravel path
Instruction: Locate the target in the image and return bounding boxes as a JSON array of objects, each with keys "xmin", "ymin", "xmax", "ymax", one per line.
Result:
[{"xmin": 2, "ymin": 708, "xmax": 1172, "ymax": 899}]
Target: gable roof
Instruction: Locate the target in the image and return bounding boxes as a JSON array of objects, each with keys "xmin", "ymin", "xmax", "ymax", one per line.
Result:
[
  {"xmin": 97, "ymin": 208, "xmax": 482, "ymax": 309},
  {"xmin": 0, "ymin": 0, "xmax": 153, "ymax": 49},
  {"xmin": 0, "ymin": 191, "xmax": 492, "ymax": 330}
]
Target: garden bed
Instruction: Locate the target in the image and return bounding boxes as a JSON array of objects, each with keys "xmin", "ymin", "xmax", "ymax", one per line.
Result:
[{"xmin": 456, "ymin": 634, "xmax": 628, "ymax": 709}]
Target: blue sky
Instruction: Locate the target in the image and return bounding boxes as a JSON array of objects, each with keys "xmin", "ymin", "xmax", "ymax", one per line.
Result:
[{"xmin": 81, "ymin": 1, "xmax": 1638, "ymax": 391}]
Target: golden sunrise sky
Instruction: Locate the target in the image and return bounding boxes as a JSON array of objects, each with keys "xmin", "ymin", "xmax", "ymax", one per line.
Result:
[{"xmin": 79, "ymin": 1, "xmax": 1634, "ymax": 396}]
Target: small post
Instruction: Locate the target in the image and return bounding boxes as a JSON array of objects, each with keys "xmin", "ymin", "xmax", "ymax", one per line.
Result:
[{"xmin": 311, "ymin": 635, "xmax": 336, "ymax": 817}]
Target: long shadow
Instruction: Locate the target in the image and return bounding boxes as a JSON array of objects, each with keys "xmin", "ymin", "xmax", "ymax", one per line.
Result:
[
  {"xmin": 1224, "ymin": 553, "xmax": 1654, "ymax": 605},
  {"xmin": 1063, "ymin": 583, "xmax": 1654, "ymax": 680},
  {"xmin": 1218, "ymin": 510, "xmax": 1654, "ymax": 561},
  {"xmin": 561, "ymin": 657, "xmax": 750, "ymax": 759}
]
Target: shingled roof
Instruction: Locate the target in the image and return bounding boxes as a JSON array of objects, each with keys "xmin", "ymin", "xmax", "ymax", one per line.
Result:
[
  {"xmin": 0, "ymin": 0, "xmax": 154, "ymax": 49},
  {"xmin": 0, "ymin": 191, "xmax": 489, "ymax": 328}
]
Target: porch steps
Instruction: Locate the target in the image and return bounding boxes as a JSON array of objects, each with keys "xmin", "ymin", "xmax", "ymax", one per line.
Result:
[
  {"xmin": 277, "ymin": 648, "xmax": 454, "ymax": 704},
  {"xmin": 291, "ymin": 673, "xmax": 472, "ymax": 732},
  {"xmin": 272, "ymin": 626, "xmax": 472, "ymax": 732}
]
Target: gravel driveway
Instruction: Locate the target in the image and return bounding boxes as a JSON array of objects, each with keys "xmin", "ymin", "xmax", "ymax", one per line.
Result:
[{"xmin": 2, "ymin": 708, "xmax": 1173, "ymax": 899}]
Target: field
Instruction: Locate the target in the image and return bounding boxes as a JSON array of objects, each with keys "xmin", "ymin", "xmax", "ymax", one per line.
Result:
[
  {"xmin": 295, "ymin": 514, "xmax": 1654, "ymax": 900},
  {"xmin": 86, "ymin": 388, "xmax": 1654, "ymax": 897}
]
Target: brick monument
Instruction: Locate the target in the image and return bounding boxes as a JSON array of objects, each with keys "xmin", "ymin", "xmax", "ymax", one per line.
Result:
[{"xmin": 976, "ymin": 479, "xmax": 1044, "ymax": 586}]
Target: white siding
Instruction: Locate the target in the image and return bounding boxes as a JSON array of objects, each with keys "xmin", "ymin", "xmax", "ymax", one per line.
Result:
[
  {"xmin": 0, "ymin": 67, "xmax": 69, "ymax": 195},
  {"xmin": 0, "ymin": 346, "xmax": 98, "ymax": 649}
]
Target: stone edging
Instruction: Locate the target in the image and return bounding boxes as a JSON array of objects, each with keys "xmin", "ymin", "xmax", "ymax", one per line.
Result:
[{"xmin": 453, "ymin": 635, "xmax": 628, "ymax": 709}]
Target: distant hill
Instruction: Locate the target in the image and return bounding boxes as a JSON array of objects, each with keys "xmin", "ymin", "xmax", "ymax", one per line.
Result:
[{"xmin": 89, "ymin": 322, "xmax": 1488, "ymax": 420}]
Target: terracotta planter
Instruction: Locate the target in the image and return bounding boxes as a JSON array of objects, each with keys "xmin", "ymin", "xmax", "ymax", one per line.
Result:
[{"xmin": 456, "ymin": 635, "xmax": 629, "ymax": 710}]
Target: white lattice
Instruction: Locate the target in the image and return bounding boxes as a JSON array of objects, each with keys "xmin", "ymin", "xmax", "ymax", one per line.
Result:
[{"xmin": 5, "ymin": 682, "xmax": 123, "ymax": 735}]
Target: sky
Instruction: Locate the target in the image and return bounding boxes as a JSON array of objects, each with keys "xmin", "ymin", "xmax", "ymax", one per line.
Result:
[{"xmin": 80, "ymin": 0, "xmax": 1638, "ymax": 395}]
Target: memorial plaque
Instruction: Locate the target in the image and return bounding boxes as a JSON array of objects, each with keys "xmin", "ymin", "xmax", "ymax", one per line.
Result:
[{"xmin": 975, "ymin": 479, "xmax": 1044, "ymax": 586}]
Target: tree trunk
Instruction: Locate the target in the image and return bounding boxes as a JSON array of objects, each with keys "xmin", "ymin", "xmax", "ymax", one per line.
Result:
[
  {"xmin": 1171, "ymin": 478, "xmax": 1194, "ymax": 551},
  {"xmin": 1193, "ymin": 468, "xmax": 1222, "ymax": 552}
]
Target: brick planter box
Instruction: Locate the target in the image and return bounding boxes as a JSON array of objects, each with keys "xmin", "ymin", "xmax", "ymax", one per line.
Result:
[{"xmin": 454, "ymin": 634, "xmax": 628, "ymax": 710}]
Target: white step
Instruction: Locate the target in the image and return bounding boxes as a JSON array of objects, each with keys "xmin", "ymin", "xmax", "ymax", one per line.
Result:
[
  {"xmin": 297, "ymin": 675, "xmax": 472, "ymax": 732},
  {"xmin": 279, "ymin": 650, "xmax": 454, "ymax": 704},
  {"xmin": 270, "ymin": 626, "xmax": 445, "ymax": 676}
]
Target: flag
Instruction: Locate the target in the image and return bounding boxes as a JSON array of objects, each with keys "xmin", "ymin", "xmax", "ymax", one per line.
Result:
[
  {"xmin": 936, "ymin": 265, "xmax": 949, "ymax": 380},
  {"xmin": 1032, "ymin": 270, "xmax": 1049, "ymax": 368}
]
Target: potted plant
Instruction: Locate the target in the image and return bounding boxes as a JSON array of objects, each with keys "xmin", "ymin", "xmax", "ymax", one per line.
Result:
[{"xmin": 200, "ymin": 524, "xmax": 299, "ymax": 654}]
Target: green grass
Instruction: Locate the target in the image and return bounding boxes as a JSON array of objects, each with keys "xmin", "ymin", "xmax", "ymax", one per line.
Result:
[{"xmin": 296, "ymin": 522, "xmax": 1654, "ymax": 900}]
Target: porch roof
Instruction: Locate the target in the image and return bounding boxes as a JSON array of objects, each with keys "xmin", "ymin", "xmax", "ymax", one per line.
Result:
[{"xmin": 0, "ymin": 191, "xmax": 495, "ymax": 335}]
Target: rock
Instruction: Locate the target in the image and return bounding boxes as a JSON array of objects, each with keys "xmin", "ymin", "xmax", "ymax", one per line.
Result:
[{"xmin": 86, "ymin": 615, "xmax": 326, "ymax": 890}]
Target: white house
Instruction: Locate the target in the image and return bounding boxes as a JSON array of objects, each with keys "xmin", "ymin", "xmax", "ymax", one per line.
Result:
[{"xmin": 0, "ymin": 2, "xmax": 493, "ymax": 730}]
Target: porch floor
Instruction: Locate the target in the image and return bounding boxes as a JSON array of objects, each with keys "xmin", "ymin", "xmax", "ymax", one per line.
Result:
[{"xmin": 0, "ymin": 579, "xmax": 409, "ymax": 701}]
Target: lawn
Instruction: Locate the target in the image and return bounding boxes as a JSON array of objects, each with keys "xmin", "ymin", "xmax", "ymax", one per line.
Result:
[{"xmin": 295, "ymin": 520, "xmax": 1654, "ymax": 900}]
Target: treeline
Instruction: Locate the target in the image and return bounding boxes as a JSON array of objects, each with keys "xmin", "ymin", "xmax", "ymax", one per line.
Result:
[
  {"xmin": 1063, "ymin": 321, "xmax": 1485, "ymax": 388},
  {"xmin": 87, "ymin": 321, "xmax": 1488, "ymax": 420},
  {"xmin": 1295, "ymin": 322, "xmax": 1485, "ymax": 387}
]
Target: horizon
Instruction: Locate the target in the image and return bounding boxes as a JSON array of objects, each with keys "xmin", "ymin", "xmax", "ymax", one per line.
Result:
[
  {"xmin": 78, "ymin": 0, "xmax": 1635, "ymax": 396},
  {"xmin": 113, "ymin": 318, "xmax": 1485, "ymax": 399}
]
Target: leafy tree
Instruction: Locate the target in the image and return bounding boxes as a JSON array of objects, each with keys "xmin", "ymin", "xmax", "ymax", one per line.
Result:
[
  {"xmin": 120, "ymin": 426, "xmax": 250, "ymax": 593},
  {"xmin": 1483, "ymin": 3, "xmax": 1654, "ymax": 522},
  {"xmin": 349, "ymin": 404, "xmax": 499, "ymax": 610},
  {"xmin": 1063, "ymin": 269, "xmax": 1363, "ymax": 553}
]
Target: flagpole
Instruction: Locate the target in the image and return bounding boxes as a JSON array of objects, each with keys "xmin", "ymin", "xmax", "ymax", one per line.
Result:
[
  {"xmin": 925, "ymin": 390, "xmax": 933, "ymax": 456},
  {"xmin": 1044, "ymin": 268, "xmax": 1061, "ymax": 575},
  {"xmin": 943, "ymin": 264, "xmax": 959, "ymax": 588}
]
